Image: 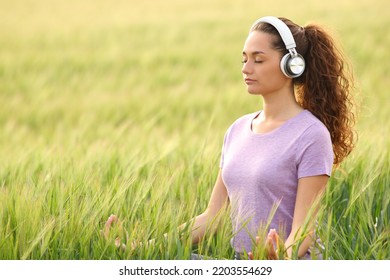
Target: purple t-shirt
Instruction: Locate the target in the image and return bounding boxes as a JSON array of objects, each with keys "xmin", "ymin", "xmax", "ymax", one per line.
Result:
[{"xmin": 220, "ymin": 110, "xmax": 333, "ymax": 253}]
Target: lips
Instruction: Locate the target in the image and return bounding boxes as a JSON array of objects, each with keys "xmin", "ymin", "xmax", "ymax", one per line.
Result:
[{"xmin": 245, "ymin": 78, "xmax": 256, "ymax": 84}]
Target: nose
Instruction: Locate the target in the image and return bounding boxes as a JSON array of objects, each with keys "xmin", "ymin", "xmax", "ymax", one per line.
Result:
[{"xmin": 241, "ymin": 61, "xmax": 252, "ymax": 75}]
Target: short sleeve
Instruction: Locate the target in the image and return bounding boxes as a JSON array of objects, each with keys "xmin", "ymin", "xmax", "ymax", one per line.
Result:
[
  {"xmin": 219, "ymin": 126, "xmax": 232, "ymax": 169},
  {"xmin": 296, "ymin": 124, "xmax": 334, "ymax": 178}
]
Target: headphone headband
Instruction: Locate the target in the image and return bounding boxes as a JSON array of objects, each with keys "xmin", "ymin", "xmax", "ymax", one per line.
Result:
[{"xmin": 252, "ymin": 16, "xmax": 296, "ymax": 50}]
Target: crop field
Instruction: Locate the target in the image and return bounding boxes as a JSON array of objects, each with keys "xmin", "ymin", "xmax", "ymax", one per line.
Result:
[{"xmin": 0, "ymin": 0, "xmax": 389, "ymax": 259}]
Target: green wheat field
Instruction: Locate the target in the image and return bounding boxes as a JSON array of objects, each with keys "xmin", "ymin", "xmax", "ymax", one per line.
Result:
[{"xmin": 0, "ymin": 0, "xmax": 389, "ymax": 260}]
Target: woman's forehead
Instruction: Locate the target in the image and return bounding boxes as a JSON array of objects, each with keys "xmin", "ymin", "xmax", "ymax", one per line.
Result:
[{"xmin": 242, "ymin": 31, "xmax": 274, "ymax": 53}]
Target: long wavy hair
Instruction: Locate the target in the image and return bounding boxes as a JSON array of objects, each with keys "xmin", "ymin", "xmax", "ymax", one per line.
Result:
[{"xmin": 250, "ymin": 17, "xmax": 357, "ymax": 165}]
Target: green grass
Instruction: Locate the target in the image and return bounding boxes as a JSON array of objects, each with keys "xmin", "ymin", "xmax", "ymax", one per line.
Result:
[{"xmin": 0, "ymin": 0, "xmax": 389, "ymax": 259}]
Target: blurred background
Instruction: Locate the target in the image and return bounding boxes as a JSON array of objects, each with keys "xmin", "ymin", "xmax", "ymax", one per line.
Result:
[{"xmin": 0, "ymin": 0, "xmax": 388, "ymax": 260}]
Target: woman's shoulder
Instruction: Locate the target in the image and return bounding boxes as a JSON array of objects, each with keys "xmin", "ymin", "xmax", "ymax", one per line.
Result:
[
  {"xmin": 230, "ymin": 111, "xmax": 260, "ymax": 127},
  {"xmin": 223, "ymin": 111, "xmax": 259, "ymax": 138},
  {"xmin": 298, "ymin": 110, "xmax": 331, "ymax": 140}
]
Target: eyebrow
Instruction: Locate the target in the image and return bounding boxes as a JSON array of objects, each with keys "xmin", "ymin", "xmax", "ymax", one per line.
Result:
[{"xmin": 242, "ymin": 51, "xmax": 265, "ymax": 55}]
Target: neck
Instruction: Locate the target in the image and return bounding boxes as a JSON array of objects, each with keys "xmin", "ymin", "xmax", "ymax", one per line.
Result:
[{"xmin": 261, "ymin": 89, "xmax": 303, "ymax": 121}]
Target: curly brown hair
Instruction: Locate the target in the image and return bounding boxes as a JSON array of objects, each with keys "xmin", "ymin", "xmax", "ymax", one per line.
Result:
[{"xmin": 251, "ymin": 17, "xmax": 357, "ymax": 165}]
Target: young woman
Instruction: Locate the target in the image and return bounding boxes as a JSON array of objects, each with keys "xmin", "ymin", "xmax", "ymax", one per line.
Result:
[{"xmin": 105, "ymin": 16, "xmax": 356, "ymax": 259}]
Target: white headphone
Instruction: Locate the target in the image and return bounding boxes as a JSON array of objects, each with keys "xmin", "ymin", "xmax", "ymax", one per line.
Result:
[{"xmin": 252, "ymin": 16, "xmax": 305, "ymax": 78}]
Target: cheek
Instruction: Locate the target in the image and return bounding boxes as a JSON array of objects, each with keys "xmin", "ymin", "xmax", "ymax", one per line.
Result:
[
  {"xmin": 266, "ymin": 61, "xmax": 286, "ymax": 82},
  {"xmin": 267, "ymin": 60, "xmax": 282, "ymax": 75},
  {"xmin": 259, "ymin": 67, "xmax": 289, "ymax": 92}
]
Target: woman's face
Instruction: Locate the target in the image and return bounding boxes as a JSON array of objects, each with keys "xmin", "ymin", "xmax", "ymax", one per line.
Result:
[{"xmin": 241, "ymin": 31, "xmax": 291, "ymax": 95}]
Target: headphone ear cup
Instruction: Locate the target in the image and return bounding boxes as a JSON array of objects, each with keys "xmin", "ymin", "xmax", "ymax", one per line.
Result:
[
  {"xmin": 280, "ymin": 53, "xmax": 305, "ymax": 78},
  {"xmin": 280, "ymin": 53, "xmax": 292, "ymax": 78}
]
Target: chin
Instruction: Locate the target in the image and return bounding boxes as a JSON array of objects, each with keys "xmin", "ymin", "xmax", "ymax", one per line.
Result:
[{"xmin": 247, "ymin": 89, "xmax": 261, "ymax": 95}]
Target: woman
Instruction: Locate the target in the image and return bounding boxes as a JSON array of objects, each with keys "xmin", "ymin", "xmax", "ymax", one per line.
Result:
[{"xmin": 105, "ymin": 16, "xmax": 356, "ymax": 259}]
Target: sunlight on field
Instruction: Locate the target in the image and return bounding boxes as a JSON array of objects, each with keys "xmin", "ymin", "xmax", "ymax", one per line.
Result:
[{"xmin": 0, "ymin": 0, "xmax": 389, "ymax": 259}]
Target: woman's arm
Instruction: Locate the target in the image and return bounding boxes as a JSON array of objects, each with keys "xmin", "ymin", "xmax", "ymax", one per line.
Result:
[{"xmin": 284, "ymin": 175, "xmax": 328, "ymax": 258}]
